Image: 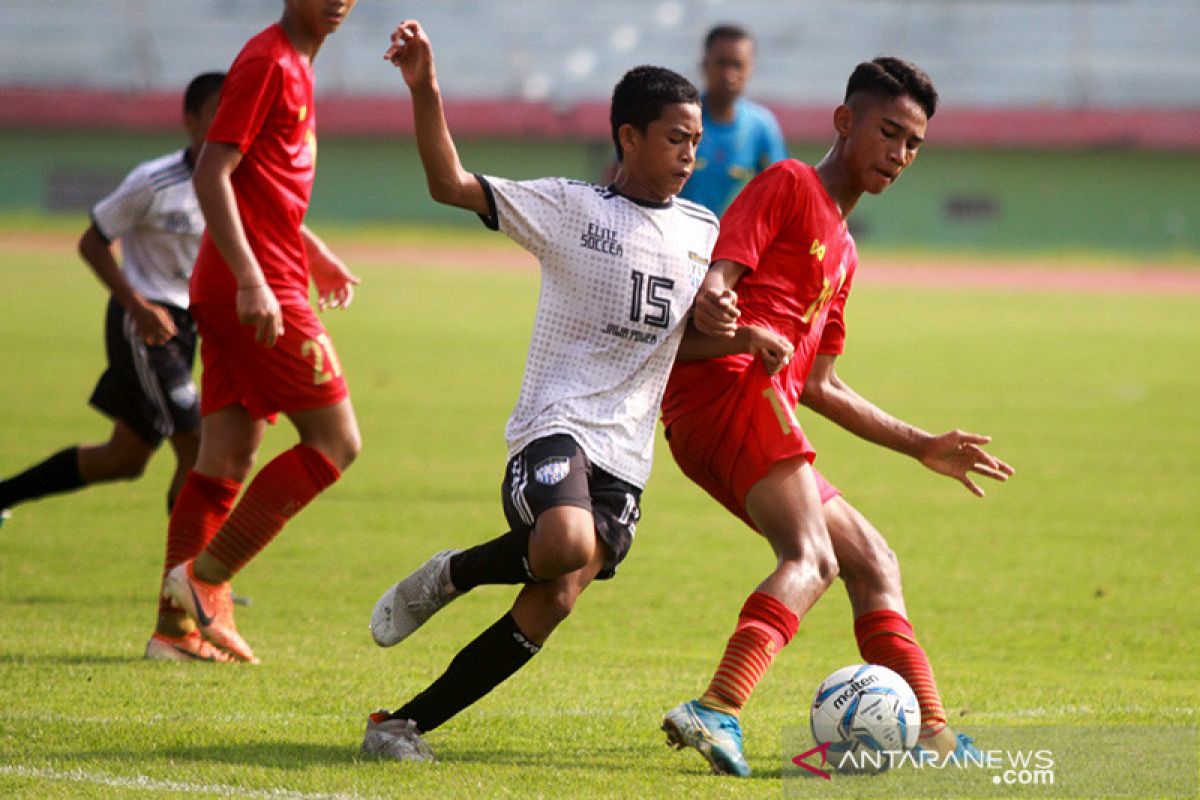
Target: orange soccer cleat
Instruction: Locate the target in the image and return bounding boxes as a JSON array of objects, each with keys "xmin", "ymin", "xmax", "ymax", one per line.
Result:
[
  {"xmin": 163, "ymin": 561, "xmax": 259, "ymax": 664},
  {"xmin": 144, "ymin": 630, "xmax": 236, "ymax": 663}
]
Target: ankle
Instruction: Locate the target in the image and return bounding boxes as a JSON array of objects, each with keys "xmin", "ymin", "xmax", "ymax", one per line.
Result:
[
  {"xmin": 156, "ymin": 611, "xmax": 195, "ymax": 637},
  {"xmin": 918, "ymin": 725, "xmax": 956, "ymax": 757},
  {"xmin": 194, "ymin": 553, "xmax": 232, "ymax": 585}
]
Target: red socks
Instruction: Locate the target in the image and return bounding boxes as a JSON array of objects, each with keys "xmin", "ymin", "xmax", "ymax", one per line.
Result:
[
  {"xmin": 700, "ymin": 592, "xmax": 799, "ymax": 716},
  {"xmin": 855, "ymin": 608, "xmax": 947, "ymax": 736},
  {"xmin": 206, "ymin": 444, "xmax": 340, "ymax": 577},
  {"xmin": 158, "ymin": 471, "xmax": 241, "ymax": 616}
]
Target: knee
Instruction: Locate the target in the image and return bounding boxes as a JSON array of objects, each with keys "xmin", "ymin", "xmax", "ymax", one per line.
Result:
[
  {"xmin": 339, "ymin": 428, "xmax": 362, "ymax": 469},
  {"xmin": 306, "ymin": 428, "xmax": 361, "ymax": 472},
  {"xmin": 780, "ymin": 541, "xmax": 840, "ymax": 592},
  {"xmin": 812, "ymin": 547, "xmax": 841, "ymax": 590},
  {"xmin": 220, "ymin": 450, "xmax": 257, "ymax": 483},
  {"xmin": 530, "ymin": 510, "xmax": 595, "ymax": 578},
  {"xmin": 553, "ymin": 524, "xmax": 595, "ymax": 574}
]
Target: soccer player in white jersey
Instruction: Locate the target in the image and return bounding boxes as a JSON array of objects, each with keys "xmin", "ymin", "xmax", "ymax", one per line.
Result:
[
  {"xmin": 0, "ymin": 73, "xmax": 230, "ymax": 660},
  {"xmin": 361, "ymin": 19, "xmax": 722, "ymax": 761}
]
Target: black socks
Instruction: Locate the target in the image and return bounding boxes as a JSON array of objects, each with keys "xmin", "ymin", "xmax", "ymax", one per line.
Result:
[
  {"xmin": 448, "ymin": 528, "xmax": 538, "ymax": 591},
  {"xmin": 0, "ymin": 447, "xmax": 84, "ymax": 509},
  {"xmin": 394, "ymin": 612, "xmax": 540, "ymax": 733}
]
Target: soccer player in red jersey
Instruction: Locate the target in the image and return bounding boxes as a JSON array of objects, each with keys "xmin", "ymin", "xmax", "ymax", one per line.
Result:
[
  {"xmin": 659, "ymin": 57, "xmax": 1015, "ymax": 776},
  {"xmin": 161, "ymin": 0, "xmax": 362, "ymax": 664}
]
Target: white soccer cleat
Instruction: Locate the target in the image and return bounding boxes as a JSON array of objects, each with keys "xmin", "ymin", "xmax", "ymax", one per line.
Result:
[
  {"xmin": 360, "ymin": 711, "xmax": 435, "ymax": 762},
  {"xmin": 370, "ymin": 549, "xmax": 463, "ymax": 647}
]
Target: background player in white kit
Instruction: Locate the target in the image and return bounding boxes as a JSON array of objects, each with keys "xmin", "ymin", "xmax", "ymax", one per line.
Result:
[
  {"xmin": 0, "ymin": 74, "xmax": 222, "ymax": 527},
  {"xmin": 0, "ymin": 74, "xmax": 240, "ymax": 662},
  {"xmin": 361, "ymin": 20, "xmax": 724, "ymax": 761}
]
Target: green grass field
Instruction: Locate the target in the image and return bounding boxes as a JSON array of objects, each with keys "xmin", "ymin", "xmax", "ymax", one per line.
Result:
[{"xmin": 1, "ymin": 225, "xmax": 1198, "ymax": 799}]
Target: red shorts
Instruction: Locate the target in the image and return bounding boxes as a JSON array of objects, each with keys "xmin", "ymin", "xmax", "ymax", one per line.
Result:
[
  {"xmin": 666, "ymin": 365, "xmax": 840, "ymax": 532},
  {"xmin": 192, "ymin": 301, "xmax": 349, "ymax": 421}
]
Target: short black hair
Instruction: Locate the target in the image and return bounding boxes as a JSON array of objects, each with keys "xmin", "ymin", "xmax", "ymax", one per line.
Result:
[
  {"xmin": 844, "ymin": 57, "xmax": 938, "ymax": 120},
  {"xmin": 704, "ymin": 24, "xmax": 753, "ymax": 52},
  {"xmin": 610, "ymin": 65, "xmax": 700, "ymax": 161},
  {"xmin": 184, "ymin": 72, "xmax": 226, "ymax": 116}
]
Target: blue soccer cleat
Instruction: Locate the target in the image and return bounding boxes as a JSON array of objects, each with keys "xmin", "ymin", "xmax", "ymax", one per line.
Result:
[
  {"xmin": 913, "ymin": 731, "xmax": 986, "ymax": 767},
  {"xmin": 662, "ymin": 700, "xmax": 751, "ymax": 777}
]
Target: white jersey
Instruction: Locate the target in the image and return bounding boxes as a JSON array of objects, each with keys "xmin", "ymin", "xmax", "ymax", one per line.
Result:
[
  {"xmin": 479, "ymin": 175, "xmax": 719, "ymax": 488},
  {"xmin": 90, "ymin": 149, "xmax": 204, "ymax": 310}
]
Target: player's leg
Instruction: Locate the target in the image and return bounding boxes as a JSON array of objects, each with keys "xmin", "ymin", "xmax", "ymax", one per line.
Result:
[
  {"xmin": 0, "ymin": 419, "xmax": 154, "ymax": 513},
  {"xmin": 825, "ymin": 495, "xmax": 977, "ymax": 761},
  {"xmin": 193, "ymin": 398, "xmax": 357, "ymax": 586},
  {"xmin": 370, "ymin": 435, "xmax": 592, "ymax": 647},
  {"xmin": 164, "ymin": 429, "xmax": 199, "ymax": 513},
  {"xmin": 2, "ymin": 298, "xmax": 173, "ymax": 515},
  {"xmin": 364, "ymin": 539, "xmax": 608, "ymax": 762},
  {"xmin": 160, "ymin": 405, "xmax": 263, "ymax": 661},
  {"xmin": 706, "ymin": 458, "xmax": 837, "ymax": 715},
  {"xmin": 149, "ymin": 427, "xmax": 209, "ymax": 645},
  {"xmin": 665, "ymin": 458, "xmax": 836, "ymax": 776}
]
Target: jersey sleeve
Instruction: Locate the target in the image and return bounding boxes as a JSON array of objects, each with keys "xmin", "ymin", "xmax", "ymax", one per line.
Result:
[
  {"xmin": 818, "ymin": 256, "xmax": 856, "ymax": 355},
  {"xmin": 206, "ymin": 52, "xmax": 281, "ymax": 153},
  {"xmin": 90, "ymin": 165, "xmax": 154, "ymax": 243},
  {"xmin": 757, "ymin": 110, "xmax": 788, "ymax": 171},
  {"xmin": 710, "ymin": 161, "xmax": 803, "ymax": 273},
  {"xmin": 475, "ymin": 175, "xmax": 565, "ymax": 257}
]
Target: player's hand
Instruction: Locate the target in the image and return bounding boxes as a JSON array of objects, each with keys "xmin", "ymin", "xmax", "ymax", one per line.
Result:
[
  {"xmin": 693, "ymin": 287, "xmax": 740, "ymax": 338},
  {"xmin": 310, "ymin": 249, "xmax": 361, "ymax": 311},
  {"xmin": 919, "ymin": 430, "xmax": 1015, "ymax": 497},
  {"xmin": 384, "ymin": 20, "xmax": 435, "ymax": 91},
  {"xmin": 742, "ymin": 325, "xmax": 794, "ymax": 376},
  {"xmin": 131, "ymin": 298, "xmax": 177, "ymax": 346},
  {"xmin": 237, "ymin": 285, "xmax": 284, "ymax": 348}
]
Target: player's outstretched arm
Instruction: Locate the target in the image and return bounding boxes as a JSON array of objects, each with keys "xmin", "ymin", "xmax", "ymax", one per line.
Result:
[
  {"xmin": 302, "ymin": 225, "xmax": 361, "ymax": 311},
  {"xmin": 800, "ymin": 354, "xmax": 1014, "ymax": 496},
  {"xmin": 194, "ymin": 141, "xmax": 283, "ymax": 347},
  {"xmin": 78, "ymin": 225, "xmax": 176, "ymax": 345},
  {"xmin": 384, "ymin": 20, "xmax": 487, "ymax": 215}
]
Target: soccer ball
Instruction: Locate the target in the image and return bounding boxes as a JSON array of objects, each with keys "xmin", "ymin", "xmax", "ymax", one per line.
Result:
[{"xmin": 809, "ymin": 664, "xmax": 920, "ymax": 774}]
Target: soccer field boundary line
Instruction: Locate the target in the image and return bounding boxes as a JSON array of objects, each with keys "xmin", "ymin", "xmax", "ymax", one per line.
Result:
[{"xmin": 0, "ymin": 764, "xmax": 381, "ymax": 799}]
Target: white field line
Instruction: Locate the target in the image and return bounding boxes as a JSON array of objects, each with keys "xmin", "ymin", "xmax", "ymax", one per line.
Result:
[{"xmin": 0, "ymin": 764, "xmax": 381, "ymax": 799}]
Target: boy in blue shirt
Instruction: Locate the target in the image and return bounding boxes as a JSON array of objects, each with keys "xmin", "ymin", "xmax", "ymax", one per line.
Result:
[{"xmin": 679, "ymin": 25, "xmax": 787, "ymax": 214}]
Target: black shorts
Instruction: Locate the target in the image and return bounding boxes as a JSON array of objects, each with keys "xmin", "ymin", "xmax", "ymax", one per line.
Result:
[
  {"xmin": 501, "ymin": 433, "xmax": 642, "ymax": 580},
  {"xmin": 89, "ymin": 297, "xmax": 199, "ymax": 447}
]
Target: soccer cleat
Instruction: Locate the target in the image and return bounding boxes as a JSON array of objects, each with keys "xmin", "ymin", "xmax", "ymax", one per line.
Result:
[
  {"xmin": 662, "ymin": 700, "xmax": 751, "ymax": 777},
  {"xmin": 0, "ymin": 508, "xmax": 10, "ymax": 529},
  {"xmin": 913, "ymin": 731, "xmax": 985, "ymax": 767},
  {"xmin": 144, "ymin": 630, "xmax": 236, "ymax": 663},
  {"xmin": 370, "ymin": 549, "xmax": 463, "ymax": 647},
  {"xmin": 163, "ymin": 560, "xmax": 259, "ymax": 664},
  {"xmin": 950, "ymin": 732, "xmax": 984, "ymax": 765},
  {"xmin": 360, "ymin": 711, "xmax": 435, "ymax": 762}
]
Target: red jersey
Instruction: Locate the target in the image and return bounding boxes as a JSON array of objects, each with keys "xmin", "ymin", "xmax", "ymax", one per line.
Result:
[
  {"xmin": 662, "ymin": 160, "xmax": 857, "ymax": 427},
  {"xmin": 190, "ymin": 23, "xmax": 316, "ymax": 308}
]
